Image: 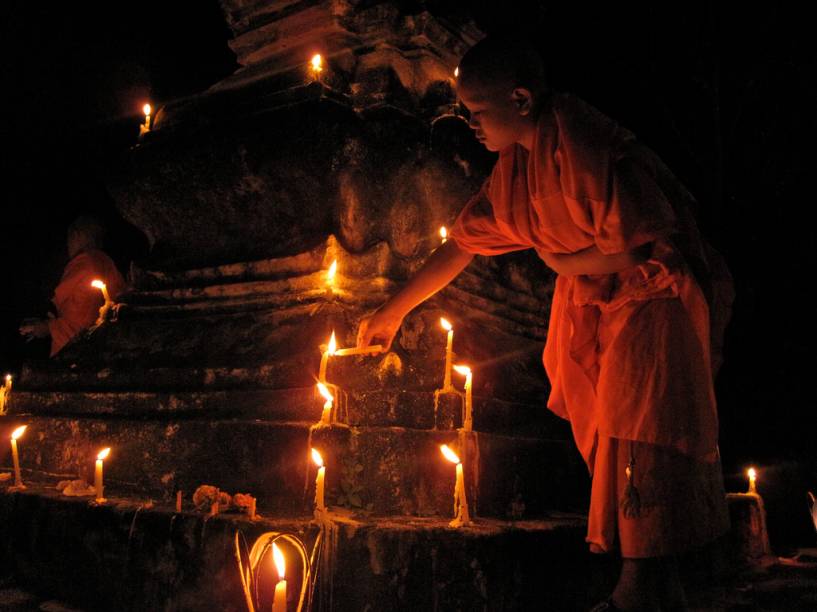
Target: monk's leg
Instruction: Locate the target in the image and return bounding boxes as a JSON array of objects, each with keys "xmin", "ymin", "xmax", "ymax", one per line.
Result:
[{"xmin": 611, "ymin": 557, "xmax": 661, "ymax": 610}]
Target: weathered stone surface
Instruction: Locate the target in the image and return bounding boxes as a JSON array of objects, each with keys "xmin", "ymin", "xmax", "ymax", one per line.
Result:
[
  {"xmin": 2, "ymin": 415, "xmax": 587, "ymax": 518},
  {"xmin": 0, "ymin": 485, "xmax": 610, "ymax": 611}
]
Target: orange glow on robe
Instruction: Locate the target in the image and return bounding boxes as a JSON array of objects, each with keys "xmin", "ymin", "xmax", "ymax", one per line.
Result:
[
  {"xmin": 48, "ymin": 250, "xmax": 126, "ymax": 356},
  {"xmin": 450, "ymin": 93, "xmax": 732, "ymax": 556}
]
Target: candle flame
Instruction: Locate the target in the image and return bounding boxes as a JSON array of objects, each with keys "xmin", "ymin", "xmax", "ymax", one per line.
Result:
[
  {"xmin": 440, "ymin": 317, "xmax": 452, "ymax": 332},
  {"xmin": 91, "ymin": 279, "xmax": 106, "ymax": 290},
  {"xmin": 317, "ymin": 382, "xmax": 334, "ymax": 403},
  {"xmin": 311, "ymin": 54, "xmax": 323, "ymax": 72},
  {"xmin": 748, "ymin": 467, "xmax": 757, "ymax": 480},
  {"xmin": 327, "ymin": 331, "xmax": 337, "ymax": 356},
  {"xmin": 5, "ymin": 374, "xmax": 10, "ymax": 383},
  {"xmin": 440, "ymin": 444, "xmax": 460, "ymax": 464},
  {"xmin": 272, "ymin": 542, "xmax": 286, "ymax": 579},
  {"xmin": 11, "ymin": 425, "xmax": 26, "ymax": 440},
  {"xmin": 439, "ymin": 226, "xmax": 448, "ymax": 239},
  {"xmin": 143, "ymin": 103, "xmax": 152, "ymax": 116},
  {"xmin": 311, "ymin": 448, "xmax": 324, "ymax": 468},
  {"xmin": 454, "ymin": 66, "xmax": 459, "ymax": 78},
  {"xmin": 97, "ymin": 447, "xmax": 111, "ymax": 461},
  {"xmin": 327, "ymin": 260, "xmax": 337, "ymax": 284},
  {"xmin": 453, "ymin": 364, "xmax": 471, "ymax": 376}
]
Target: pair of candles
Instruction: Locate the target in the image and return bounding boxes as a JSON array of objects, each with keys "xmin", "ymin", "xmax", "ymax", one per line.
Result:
[
  {"xmin": 7, "ymin": 426, "xmax": 111, "ymax": 502},
  {"xmin": 440, "ymin": 318, "xmax": 474, "ymax": 431}
]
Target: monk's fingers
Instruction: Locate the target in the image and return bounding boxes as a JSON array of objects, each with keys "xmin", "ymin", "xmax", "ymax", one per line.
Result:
[{"xmin": 356, "ymin": 317, "xmax": 373, "ymax": 348}]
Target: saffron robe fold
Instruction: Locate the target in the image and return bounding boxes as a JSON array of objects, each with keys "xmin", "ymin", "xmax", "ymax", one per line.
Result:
[
  {"xmin": 48, "ymin": 249, "xmax": 126, "ymax": 356},
  {"xmin": 450, "ymin": 93, "xmax": 730, "ymax": 471}
]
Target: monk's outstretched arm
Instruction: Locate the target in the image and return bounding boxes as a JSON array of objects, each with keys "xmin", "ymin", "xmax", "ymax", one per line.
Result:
[
  {"xmin": 541, "ymin": 243, "xmax": 651, "ymax": 276},
  {"xmin": 357, "ymin": 239, "xmax": 474, "ymax": 350}
]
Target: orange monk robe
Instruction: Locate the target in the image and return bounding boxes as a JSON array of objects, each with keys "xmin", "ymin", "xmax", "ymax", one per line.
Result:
[
  {"xmin": 450, "ymin": 93, "xmax": 730, "ymax": 471},
  {"xmin": 48, "ymin": 249, "xmax": 126, "ymax": 356}
]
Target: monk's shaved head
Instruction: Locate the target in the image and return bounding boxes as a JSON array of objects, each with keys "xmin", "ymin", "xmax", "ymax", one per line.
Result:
[{"xmin": 457, "ymin": 35, "xmax": 548, "ymax": 101}]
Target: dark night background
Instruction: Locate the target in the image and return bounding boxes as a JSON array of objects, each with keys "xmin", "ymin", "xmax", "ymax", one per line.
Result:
[{"xmin": 1, "ymin": 3, "xmax": 814, "ymax": 546}]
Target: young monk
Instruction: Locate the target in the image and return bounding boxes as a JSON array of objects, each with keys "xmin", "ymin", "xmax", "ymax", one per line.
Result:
[
  {"xmin": 19, "ymin": 215, "xmax": 126, "ymax": 357},
  {"xmin": 358, "ymin": 36, "xmax": 731, "ymax": 611}
]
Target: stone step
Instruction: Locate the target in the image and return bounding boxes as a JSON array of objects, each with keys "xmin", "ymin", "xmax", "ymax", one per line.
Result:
[
  {"xmin": 8, "ymin": 387, "xmax": 561, "ymax": 436},
  {"xmin": 0, "ymin": 484, "xmax": 611, "ymax": 611},
  {"xmin": 1, "ymin": 415, "xmax": 588, "ymax": 519}
]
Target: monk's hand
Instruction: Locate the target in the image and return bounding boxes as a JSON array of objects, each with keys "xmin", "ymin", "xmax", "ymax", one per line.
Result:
[
  {"xmin": 357, "ymin": 307, "xmax": 403, "ymax": 352},
  {"xmin": 19, "ymin": 318, "xmax": 50, "ymax": 341}
]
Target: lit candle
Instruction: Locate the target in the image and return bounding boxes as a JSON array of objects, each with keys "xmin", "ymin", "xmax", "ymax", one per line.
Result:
[
  {"xmin": 440, "ymin": 318, "xmax": 454, "ymax": 390},
  {"xmin": 0, "ymin": 375, "xmax": 11, "ymax": 415},
  {"xmin": 175, "ymin": 490, "xmax": 182, "ymax": 512},
  {"xmin": 439, "ymin": 226, "xmax": 448, "ymax": 244},
  {"xmin": 747, "ymin": 467, "xmax": 757, "ymax": 494},
  {"xmin": 272, "ymin": 542, "xmax": 287, "ymax": 612},
  {"xmin": 454, "ymin": 66, "xmax": 459, "ymax": 78},
  {"xmin": 326, "ymin": 259, "xmax": 337, "ymax": 293},
  {"xmin": 143, "ymin": 103, "xmax": 152, "ymax": 130},
  {"xmin": 95, "ymin": 447, "xmax": 111, "ymax": 503},
  {"xmin": 91, "ymin": 279, "xmax": 111, "ymax": 304},
  {"xmin": 316, "ymin": 382, "xmax": 334, "ymax": 425},
  {"xmin": 10, "ymin": 425, "xmax": 27, "ymax": 489},
  {"xmin": 453, "ymin": 364, "xmax": 473, "ymax": 431},
  {"xmin": 440, "ymin": 444, "xmax": 470, "ymax": 527},
  {"xmin": 310, "ymin": 54, "xmax": 323, "ymax": 80},
  {"xmin": 311, "ymin": 448, "xmax": 326, "ymax": 513},
  {"xmin": 318, "ymin": 332, "xmax": 337, "ymax": 384}
]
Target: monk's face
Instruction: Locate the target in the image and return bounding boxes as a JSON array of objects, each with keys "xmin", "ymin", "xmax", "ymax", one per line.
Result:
[{"xmin": 458, "ymin": 80, "xmax": 534, "ymax": 152}]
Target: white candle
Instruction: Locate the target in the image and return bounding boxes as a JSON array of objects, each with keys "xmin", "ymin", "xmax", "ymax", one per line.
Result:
[
  {"xmin": 142, "ymin": 103, "xmax": 152, "ymax": 130},
  {"xmin": 318, "ymin": 332, "xmax": 337, "ymax": 383},
  {"xmin": 91, "ymin": 279, "xmax": 111, "ymax": 305},
  {"xmin": 440, "ymin": 444, "xmax": 470, "ymax": 527},
  {"xmin": 453, "ymin": 365, "xmax": 473, "ymax": 431},
  {"xmin": 310, "ymin": 54, "xmax": 323, "ymax": 81},
  {"xmin": 95, "ymin": 447, "xmax": 110, "ymax": 502},
  {"xmin": 272, "ymin": 542, "xmax": 287, "ymax": 612},
  {"xmin": 333, "ymin": 345, "xmax": 384, "ymax": 357},
  {"xmin": 747, "ymin": 467, "xmax": 757, "ymax": 494},
  {"xmin": 311, "ymin": 448, "xmax": 325, "ymax": 512},
  {"xmin": 10, "ymin": 425, "xmax": 26, "ymax": 489},
  {"xmin": 316, "ymin": 383, "xmax": 334, "ymax": 425},
  {"xmin": 440, "ymin": 318, "xmax": 454, "ymax": 390}
]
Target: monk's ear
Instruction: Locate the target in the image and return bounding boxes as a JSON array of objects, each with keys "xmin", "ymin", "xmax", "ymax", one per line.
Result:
[{"xmin": 511, "ymin": 88, "xmax": 534, "ymax": 116}]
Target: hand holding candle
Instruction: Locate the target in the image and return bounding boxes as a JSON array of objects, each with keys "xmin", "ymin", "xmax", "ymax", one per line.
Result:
[
  {"xmin": 10, "ymin": 425, "xmax": 27, "ymax": 490},
  {"xmin": 95, "ymin": 447, "xmax": 111, "ymax": 503},
  {"xmin": 440, "ymin": 444, "xmax": 470, "ymax": 527},
  {"xmin": 272, "ymin": 542, "xmax": 287, "ymax": 612},
  {"xmin": 91, "ymin": 279, "xmax": 113, "ymax": 324},
  {"xmin": 453, "ymin": 364, "xmax": 473, "ymax": 431}
]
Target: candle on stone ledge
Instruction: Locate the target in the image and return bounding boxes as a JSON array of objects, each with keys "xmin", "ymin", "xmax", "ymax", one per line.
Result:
[
  {"xmin": 10, "ymin": 425, "xmax": 27, "ymax": 490},
  {"xmin": 310, "ymin": 53, "xmax": 323, "ymax": 81},
  {"xmin": 316, "ymin": 382, "xmax": 334, "ymax": 425},
  {"xmin": 747, "ymin": 467, "xmax": 757, "ymax": 494},
  {"xmin": 319, "ymin": 331, "xmax": 337, "ymax": 384},
  {"xmin": 440, "ymin": 444, "xmax": 470, "ymax": 527},
  {"xmin": 271, "ymin": 542, "xmax": 287, "ymax": 612},
  {"xmin": 0, "ymin": 375, "xmax": 11, "ymax": 414},
  {"xmin": 326, "ymin": 259, "xmax": 337, "ymax": 296},
  {"xmin": 95, "ymin": 447, "xmax": 111, "ymax": 503},
  {"xmin": 311, "ymin": 448, "xmax": 326, "ymax": 514},
  {"xmin": 453, "ymin": 364, "xmax": 473, "ymax": 431},
  {"xmin": 440, "ymin": 318, "xmax": 454, "ymax": 390}
]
